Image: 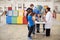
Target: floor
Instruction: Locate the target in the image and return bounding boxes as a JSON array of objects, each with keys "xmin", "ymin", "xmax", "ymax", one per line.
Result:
[{"xmin": 0, "ymin": 14, "xmax": 60, "ymax": 40}]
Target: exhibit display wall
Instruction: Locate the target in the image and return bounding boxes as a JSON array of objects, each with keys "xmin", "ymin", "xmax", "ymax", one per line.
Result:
[{"xmin": 0, "ymin": 0, "xmax": 60, "ymax": 24}]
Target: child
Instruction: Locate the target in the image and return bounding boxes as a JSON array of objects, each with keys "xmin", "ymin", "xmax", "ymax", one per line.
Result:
[
  {"xmin": 26, "ymin": 8, "xmax": 35, "ymax": 34},
  {"xmin": 28, "ymin": 13, "xmax": 36, "ymax": 39},
  {"xmin": 42, "ymin": 10, "xmax": 47, "ymax": 32},
  {"xmin": 36, "ymin": 14, "xmax": 41, "ymax": 33},
  {"xmin": 26, "ymin": 8, "xmax": 33, "ymax": 31},
  {"xmin": 44, "ymin": 7, "xmax": 52, "ymax": 36}
]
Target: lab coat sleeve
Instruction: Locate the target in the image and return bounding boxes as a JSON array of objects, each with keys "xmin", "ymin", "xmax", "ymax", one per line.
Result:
[{"xmin": 46, "ymin": 13, "xmax": 51, "ymax": 22}]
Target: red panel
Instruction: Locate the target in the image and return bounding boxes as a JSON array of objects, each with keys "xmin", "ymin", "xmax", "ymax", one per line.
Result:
[
  {"xmin": 8, "ymin": 7, "xmax": 12, "ymax": 10},
  {"xmin": 23, "ymin": 16, "xmax": 28, "ymax": 24}
]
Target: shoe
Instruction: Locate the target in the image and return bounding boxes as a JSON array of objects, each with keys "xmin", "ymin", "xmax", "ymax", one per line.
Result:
[
  {"xmin": 28, "ymin": 36, "xmax": 32, "ymax": 39},
  {"xmin": 46, "ymin": 35, "xmax": 50, "ymax": 37},
  {"xmin": 33, "ymin": 33, "xmax": 35, "ymax": 35},
  {"xmin": 43, "ymin": 30, "xmax": 45, "ymax": 32},
  {"xmin": 37, "ymin": 31, "xmax": 40, "ymax": 33}
]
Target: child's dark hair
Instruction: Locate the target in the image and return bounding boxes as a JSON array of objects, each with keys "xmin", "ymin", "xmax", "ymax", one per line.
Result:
[
  {"xmin": 26, "ymin": 8, "xmax": 33, "ymax": 13},
  {"xmin": 53, "ymin": 10, "xmax": 56, "ymax": 13},
  {"xmin": 30, "ymin": 4, "xmax": 34, "ymax": 7},
  {"xmin": 30, "ymin": 12, "xmax": 35, "ymax": 16},
  {"xmin": 47, "ymin": 7, "xmax": 51, "ymax": 11}
]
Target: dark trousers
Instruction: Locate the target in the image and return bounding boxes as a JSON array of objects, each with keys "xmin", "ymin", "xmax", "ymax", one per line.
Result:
[
  {"xmin": 28, "ymin": 25, "xmax": 35, "ymax": 37},
  {"xmin": 36, "ymin": 24, "xmax": 40, "ymax": 32},
  {"xmin": 43, "ymin": 24, "xmax": 45, "ymax": 32},
  {"xmin": 33, "ymin": 25, "xmax": 35, "ymax": 34},
  {"xmin": 27, "ymin": 25, "xmax": 35, "ymax": 34},
  {"xmin": 46, "ymin": 29, "xmax": 50, "ymax": 36},
  {"xmin": 27, "ymin": 25, "xmax": 29, "ymax": 31}
]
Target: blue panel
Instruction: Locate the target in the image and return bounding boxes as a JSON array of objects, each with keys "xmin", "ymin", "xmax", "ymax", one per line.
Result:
[
  {"xmin": 6, "ymin": 16, "xmax": 12, "ymax": 24},
  {"xmin": 6, "ymin": 10, "xmax": 13, "ymax": 16}
]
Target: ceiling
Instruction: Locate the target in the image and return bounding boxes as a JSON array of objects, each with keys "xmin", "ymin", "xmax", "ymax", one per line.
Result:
[{"xmin": 0, "ymin": 0, "xmax": 60, "ymax": 3}]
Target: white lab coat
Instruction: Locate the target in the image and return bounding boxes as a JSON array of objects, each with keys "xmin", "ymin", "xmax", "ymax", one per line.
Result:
[{"xmin": 45, "ymin": 11, "xmax": 52, "ymax": 29}]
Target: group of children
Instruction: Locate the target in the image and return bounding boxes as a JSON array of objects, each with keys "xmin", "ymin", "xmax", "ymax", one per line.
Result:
[{"xmin": 26, "ymin": 4, "xmax": 56, "ymax": 39}]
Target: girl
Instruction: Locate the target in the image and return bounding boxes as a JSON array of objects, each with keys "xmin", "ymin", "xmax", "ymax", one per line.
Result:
[
  {"xmin": 26, "ymin": 8, "xmax": 33, "ymax": 31},
  {"xmin": 28, "ymin": 12, "xmax": 36, "ymax": 39},
  {"xmin": 44, "ymin": 7, "xmax": 52, "ymax": 36}
]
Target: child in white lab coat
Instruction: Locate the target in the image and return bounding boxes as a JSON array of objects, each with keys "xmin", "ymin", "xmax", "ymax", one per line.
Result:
[{"xmin": 45, "ymin": 7, "xmax": 52, "ymax": 36}]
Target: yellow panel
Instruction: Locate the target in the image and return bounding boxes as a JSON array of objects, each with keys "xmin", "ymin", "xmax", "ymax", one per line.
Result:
[
  {"xmin": 18, "ymin": 9, "xmax": 24, "ymax": 12},
  {"xmin": 18, "ymin": 10, "xmax": 24, "ymax": 16},
  {"xmin": 17, "ymin": 16, "xmax": 23, "ymax": 24}
]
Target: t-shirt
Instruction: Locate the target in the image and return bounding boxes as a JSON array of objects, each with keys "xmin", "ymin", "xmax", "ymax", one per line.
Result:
[
  {"xmin": 28, "ymin": 15, "xmax": 35, "ymax": 27},
  {"xmin": 26, "ymin": 7, "xmax": 33, "ymax": 21}
]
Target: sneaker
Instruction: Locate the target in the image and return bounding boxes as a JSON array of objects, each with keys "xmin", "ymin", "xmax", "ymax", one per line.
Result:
[
  {"xmin": 37, "ymin": 31, "xmax": 40, "ymax": 33},
  {"xmin": 33, "ymin": 33, "xmax": 35, "ymax": 35},
  {"xmin": 28, "ymin": 36, "xmax": 32, "ymax": 39},
  {"xmin": 28, "ymin": 37, "xmax": 32, "ymax": 40}
]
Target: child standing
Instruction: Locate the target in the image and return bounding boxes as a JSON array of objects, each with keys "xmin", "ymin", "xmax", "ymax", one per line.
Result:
[
  {"xmin": 28, "ymin": 13, "xmax": 36, "ymax": 39},
  {"xmin": 36, "ymin": 14, "xmax": 41, "ymax": 33},
  {"xmin": 45, "ymin": 7, "xmax": 52, "ymax": 36}
]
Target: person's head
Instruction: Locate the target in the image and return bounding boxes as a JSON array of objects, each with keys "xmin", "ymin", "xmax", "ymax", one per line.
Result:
[
  {"xmin": 30, "ymin": 4, "xmax": 34, "ymax": 9},
  {"xmin": 26, "ymin": 8, "xmax": 33, "ymax": 14},
  {"xmin": 53, "ymin": 10, "xmax": 56, "ymax": 13},
  {"xmin": 46, "ymin": 7, "xmax": 51, "ymax": 12}
]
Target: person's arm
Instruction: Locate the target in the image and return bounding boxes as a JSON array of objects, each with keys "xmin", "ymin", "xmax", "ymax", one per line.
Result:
[
  {"xmin": 46, "ymin": 13, "xmax": 51, "ymax": 22},
  {"xmin": 32, "ymin": 16, "xmax": 36, "ymax": 22},
  {"xmin": 43, "ymin": 17, "xmax": 47, "ymax": 22},
  {"xmin": 42, "ymin": 15, "xmax": 46, "ymax": 22},
  {"xmin": 43, "ymin": 13, "xmax": 50, "ymax": 22}
]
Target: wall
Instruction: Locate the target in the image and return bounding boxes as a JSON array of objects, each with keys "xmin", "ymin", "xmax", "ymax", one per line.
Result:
[
  {"xmin": 0, "ymin": 1, "xmax": 55, "ymax": 24},
  {"xmin": 0, "ymin": 1, "xmax": 54, "ymax": 11},
  {"xmin": 24, "ymin": 2, "xmax": 53, "ymax": 12}
]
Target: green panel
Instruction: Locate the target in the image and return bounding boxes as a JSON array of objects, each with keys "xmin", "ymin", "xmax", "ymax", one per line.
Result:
[{"xmin": 12, "ymin": 16, "xmax": 17, "ymax": 23}]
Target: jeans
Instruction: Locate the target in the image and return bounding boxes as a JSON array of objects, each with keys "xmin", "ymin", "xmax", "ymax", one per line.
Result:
[
  {"xmin": 28, "ymin": 25, "xmax": 35, "ymax": 37},
  {"xmin": 27, "ymin": 25, "xmax": 35, "ymax": 34}
]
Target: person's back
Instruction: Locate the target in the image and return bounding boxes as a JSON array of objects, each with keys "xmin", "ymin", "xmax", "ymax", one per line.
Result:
[
  {"xmin": 28, "ymin": 13, "xmax": 35, "ymax": 38},
  {"xmin": 28, "ymin": 15, "xmax": 34, "ymax": 27},
  {"xmin": 26, "ymin": 8, "xmax": 33, "ymax": 21}
]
